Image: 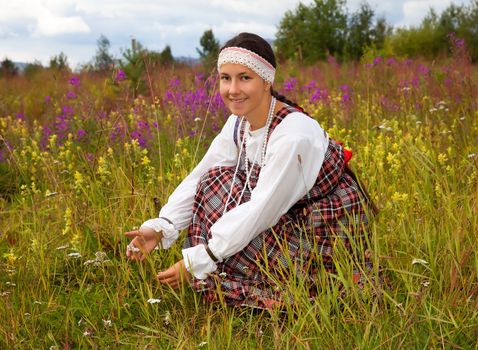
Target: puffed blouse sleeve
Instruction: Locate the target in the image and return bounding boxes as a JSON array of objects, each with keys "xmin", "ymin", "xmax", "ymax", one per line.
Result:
[
  {"xmin": 182, "ymin": 112, "xmax": 329, "ymax": 279},
  {"xmin": 140, "ymin": 115, "xmax": 238, "ymax": 249}
]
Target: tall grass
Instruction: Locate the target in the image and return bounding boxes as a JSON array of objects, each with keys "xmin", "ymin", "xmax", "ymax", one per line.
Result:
[{"xmin": 0, "ymin": 51, "xmax": 477, "ymax": 348}]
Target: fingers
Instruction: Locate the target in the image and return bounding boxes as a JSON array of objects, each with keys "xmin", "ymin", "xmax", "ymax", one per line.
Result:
[{"xmin": 124, "ymin": 230, "xmax": 142, "ymax": 238}]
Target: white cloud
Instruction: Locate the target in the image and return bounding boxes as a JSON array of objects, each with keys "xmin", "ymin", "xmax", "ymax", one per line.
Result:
[
  {"xmin": 34, "ymin": 11, "xmax": 91, "ymax": 36},
  {"xmin": 399, "ymin": 0, "xmax": 468, "ymax": 27}
]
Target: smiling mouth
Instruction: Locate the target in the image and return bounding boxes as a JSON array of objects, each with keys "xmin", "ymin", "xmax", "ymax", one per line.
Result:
[{"xmin": 230, "ymin": 98, "xmax": 246, "ymax": 103}]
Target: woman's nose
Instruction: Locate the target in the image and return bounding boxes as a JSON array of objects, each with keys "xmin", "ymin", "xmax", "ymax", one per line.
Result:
[{"xmin": 229, "ymin": 78, "xmax": 240, "ymax": 94}]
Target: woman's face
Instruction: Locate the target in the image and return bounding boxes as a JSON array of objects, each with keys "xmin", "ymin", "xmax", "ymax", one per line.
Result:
[{"xmin": 219, "ymin": 63, "xmax": 270, "ymax": 118}]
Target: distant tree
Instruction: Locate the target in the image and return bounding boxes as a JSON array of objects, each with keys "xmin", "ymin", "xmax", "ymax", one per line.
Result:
[
  {"xmin": 49, "ymin": 52, "xmax": 69, "ymax": 71},
  {"xmin": 159, "ymin": 45, "xmax": 174, "ymax": 66},
  {"xmin": 23, "ymin": 60, "xmax": 44, "ymax": 78},
  {"xmin": 344, "ymin": 3, "xmax": 375, "ymax": 60},
  {"xmin": 0, "ymin": 58, "xmax": 19, "ymax": 78},
  {"xmin": 93, "ymin": 34, "xmax": 115, "ymax": 71},
  {"xmin": 344, "ymin": 3, "xmax": 392, "ymax": 60},
  {"xmin": 275, "ymin": 0, "xmax": 348, "ymax": 62},
  {"xmin": 120, "ymin": 38, "xmax": 146, "ymax": 97},
  {"xmin": 145, "ymin": 45, "xmax": 175, "ymax": 69},
  {"xmin": 196, "ymin": 29, "xmax": 220, "ymax": 72}
]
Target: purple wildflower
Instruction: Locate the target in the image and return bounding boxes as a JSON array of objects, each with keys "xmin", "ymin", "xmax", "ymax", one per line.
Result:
[
  {"xmin": 16, "ymin": 113, "xmax": 25, "ymax": 120},
  {"xmin": 69, "ymin": 76, "xmax": 80, "ymax": 86},
  {"xmin": 66, "ymin": 91, "xmax": 76, "ymax": 100},
  {"xmin": 76, "ymin": 129, "xmax": 87, "ymax": 141},
  {"xmin": 45, "ymin": 95, "xmax": 51, "ymax": 103},
  {"xmin": 386, "ymin": 58, "xmax": 396, "ymax": 65},
  {"xmin": 115, "ymin": 69, "xmax": 127, "ymax": 82},
  {"xmin": 283, "ymin": 77, "xmax": 297, "ymax": 93},
  {"xmin": 373, "ymin": 56, "xmax": 383, "ymax": 66}
]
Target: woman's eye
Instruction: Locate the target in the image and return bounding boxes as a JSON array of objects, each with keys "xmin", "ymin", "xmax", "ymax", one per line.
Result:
[
  {"xmin": 241, "ymin": 76, "xmax": 250, "ymax": 80},
  {"xmin": 220, "ymin": 76, "xmax": 230, "ymax": 81}
]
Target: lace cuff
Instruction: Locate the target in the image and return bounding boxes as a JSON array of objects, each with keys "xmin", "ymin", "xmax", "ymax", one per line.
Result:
[{"xmin": 140, "ymin": 217, "xmax": 179, "ymax": 249}]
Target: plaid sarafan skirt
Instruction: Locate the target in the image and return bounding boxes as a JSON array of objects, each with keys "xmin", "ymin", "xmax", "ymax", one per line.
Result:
[{"xmin": 183, "ymin": 112, "xmax": 371, "ymax": 308}]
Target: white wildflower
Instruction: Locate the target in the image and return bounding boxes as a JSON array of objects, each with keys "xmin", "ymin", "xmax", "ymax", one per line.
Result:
[
  {"xmin": 421, "ymin": 280, "xmax": 430, "ymax": 287},
  {"xmin": 84, "ymin": 251, "xmax": 111, "ymax": 266},
  {"xmin": 460, "ymin": 116, "xmax": 465, "ymax": 120},
  {"xmin": 67, "ymin": 252, "xmax": 81, "ymax": 258},
  {"xmin": 56, "ymin": 244, "xmax": 69, "ymax": 250},
  {"xmin": 429, "ymin": 108, "xmax": 438, "ymax": 113},
  {"xmin": 164, "ymin": 311, "xmax": 171, "ymax": 325},
  {"xmin": 45, "ymin": 191, "xmax": 58, "ymax": 198},
  {"xmin": 1, "ymin": 291, "xmax": 11, "ymax": 297},
  {"xmin": 103, "ymin": 319, "xmax": 112, "ymax": 327},
  {"xmin": 33, "ymin": 301, "xmax": 45, "ymax": 305},
  {"xmin": 83, "ymin": 330, "xmax": 92, "ymax": 337},
  {"xmin": 219, "ymin": 272, "xmax": 227, "ymax": 278},
  {"xmin": 5, "ymin": 282, "xmax": 16, "ymax": 287},
  {"xmin": 147, "ymin": 298, "xmax": 161, "ymax": 304},
  {"xmin": 412, "ymin": 258, "xmax": 428, "ymax": 266},
  {"xmin": 126, "ymin": 244, "xmax": 140, "ymax": 253},
  {"xmin": 194, "ymin": 117, "xmax": 202, "ymax": 122},
  {"xmin": 198, "ymin": 341, "xmax": 208, "ymax": 348},
  {"xmin": 468, "ymin": 153, "xmax": 476, "ymax": 159}
]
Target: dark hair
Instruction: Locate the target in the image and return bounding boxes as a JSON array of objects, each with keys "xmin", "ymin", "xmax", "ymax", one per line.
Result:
[{"xmin": 220, "ymin": 32, "xmax": 306, "ymax": 113}]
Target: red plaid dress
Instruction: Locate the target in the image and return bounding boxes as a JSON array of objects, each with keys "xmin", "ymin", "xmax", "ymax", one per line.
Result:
[{"xmin": 183, "ymin": 105, "xmax": 371, "ymax": 308}]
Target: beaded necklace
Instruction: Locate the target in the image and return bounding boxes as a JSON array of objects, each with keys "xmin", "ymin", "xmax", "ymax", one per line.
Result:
[{"xmin": 243, "ymin": 96, "xmax": 277, "ymax": 193}]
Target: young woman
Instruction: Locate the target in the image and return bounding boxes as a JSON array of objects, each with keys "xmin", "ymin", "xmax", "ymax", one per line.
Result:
[{"xmin": 125, "ymin": 32, "xmax": 375, "ymax": 308}]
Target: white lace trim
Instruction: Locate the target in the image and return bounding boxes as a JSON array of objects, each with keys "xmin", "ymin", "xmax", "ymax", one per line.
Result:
[{"xmin": 217, "ymin": 47, "xmax": 276, "ymax": 84}]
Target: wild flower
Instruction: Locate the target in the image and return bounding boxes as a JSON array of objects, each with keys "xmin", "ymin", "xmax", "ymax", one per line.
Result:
[
  {"xmin": 45, "ymin": 190, "xmax": 59, "ymax": 198},
  {"xmin": 84, "ymin": 252, "xmax": 111, "ymax": 266},
  {"xmin": 114, "ymin": 69, "xmax": 127, "ymax": 82},
  {"xmin": 103, "ymin": 319, "xmax": 112, "ymax": 327},
  {"xmin": 68, "ymin": 76, "xmax": 80, "ymax": 86},
  {"xmin": 62, "ymin": 207, "xmax": 73, "ymax": 235},
  {"xmin": 163, "ymin": 311, "xmax": 171, "ymax": 325},
  {"xmin": 147, "ymin": 298, "xmax": 161, "ymax": 304},
  {"xmin": 412, "ymin": 258, "xmax": 428, "ymax": 266},
  {"xmin": 198, "ymin": 342, "xmax": 208, "ymax": 348},
  {"xmin": 66, "ymin": 91, "xmax": 77, "ymax": 100},
  {"xmin": 67, "ymin": 252, "xmax": 81, "ymax": 258}
]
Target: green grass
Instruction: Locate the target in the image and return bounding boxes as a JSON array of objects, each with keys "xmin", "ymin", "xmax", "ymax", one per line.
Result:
[{"xmin": 1, "ymin": 59, "xmax": 477, "ymax": 348}]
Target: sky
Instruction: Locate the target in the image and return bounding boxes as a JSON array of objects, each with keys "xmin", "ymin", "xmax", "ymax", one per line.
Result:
[{"xmin": 0, "ymin": 0, "xmax": 472, "ymax": 69}]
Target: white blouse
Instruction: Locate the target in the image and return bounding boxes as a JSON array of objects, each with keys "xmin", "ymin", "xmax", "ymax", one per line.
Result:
[{"xmin": 141, "ymin": 110, "xmax": 329, "ymax": 279}]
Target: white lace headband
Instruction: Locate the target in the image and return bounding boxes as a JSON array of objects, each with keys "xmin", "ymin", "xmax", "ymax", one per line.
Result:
[{"xmin": 217, "ymin": 47, "xmax": 276, "ymax": 84}]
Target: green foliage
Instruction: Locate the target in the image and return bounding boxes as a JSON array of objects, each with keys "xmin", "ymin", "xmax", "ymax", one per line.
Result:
[
  {"xmin": 276, "ymin": 0, "xmax": 348, "ymax": 63},
  {"xmin": 0, "ymin": 58, "xmax": 19, "ymax": 78},
  {"xmin": 389, "ymin": 1, "xmax": 478, "ymax": 61},
  {"xmin": 49, "ymin": 52, "xmax": 69, "ymax": 71},
  {"xmin": 344, "ymin": 3, "xmax": 391, "ymax": 60},
  {"xmin": 93, "ymin": 35, "xmax": 115, "ymax": 72},
  {"xmin": 158, "ymin": 45, "xmax": 175, "ymax": 66},
  {"xmin": 120, "ymin": 38, "xmax": 147, "ymax": 97},
  {"xmin": 196, "ymin": 29, "xmax": 220, "ymax": 73},
  {"xmin": 23, "ymin": 60, "xmax": 44, "ymax": 79}
]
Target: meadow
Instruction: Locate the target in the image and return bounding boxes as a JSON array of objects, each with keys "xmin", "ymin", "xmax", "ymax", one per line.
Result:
[{"xmin": 1, "ymin": 43, "xmax": 477, "ymax": 348}]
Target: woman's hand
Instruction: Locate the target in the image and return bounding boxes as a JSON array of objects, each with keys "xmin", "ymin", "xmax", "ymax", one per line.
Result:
[
  {"xmin": 157, "ymin": 260, "xmax": 191, "ymax": 289},
  {"xmin": 124, "ymin": 227, "xmax": 162, "ymax": 261}
]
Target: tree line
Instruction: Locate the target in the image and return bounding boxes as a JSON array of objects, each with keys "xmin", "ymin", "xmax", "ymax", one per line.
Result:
[
  {"xmin": 1, "ymin": 0, "xmax": 477, "ymax": 80},
  {"xmin": 275, "ymin": 0, "xmax": 478, "ymax": 63}
]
